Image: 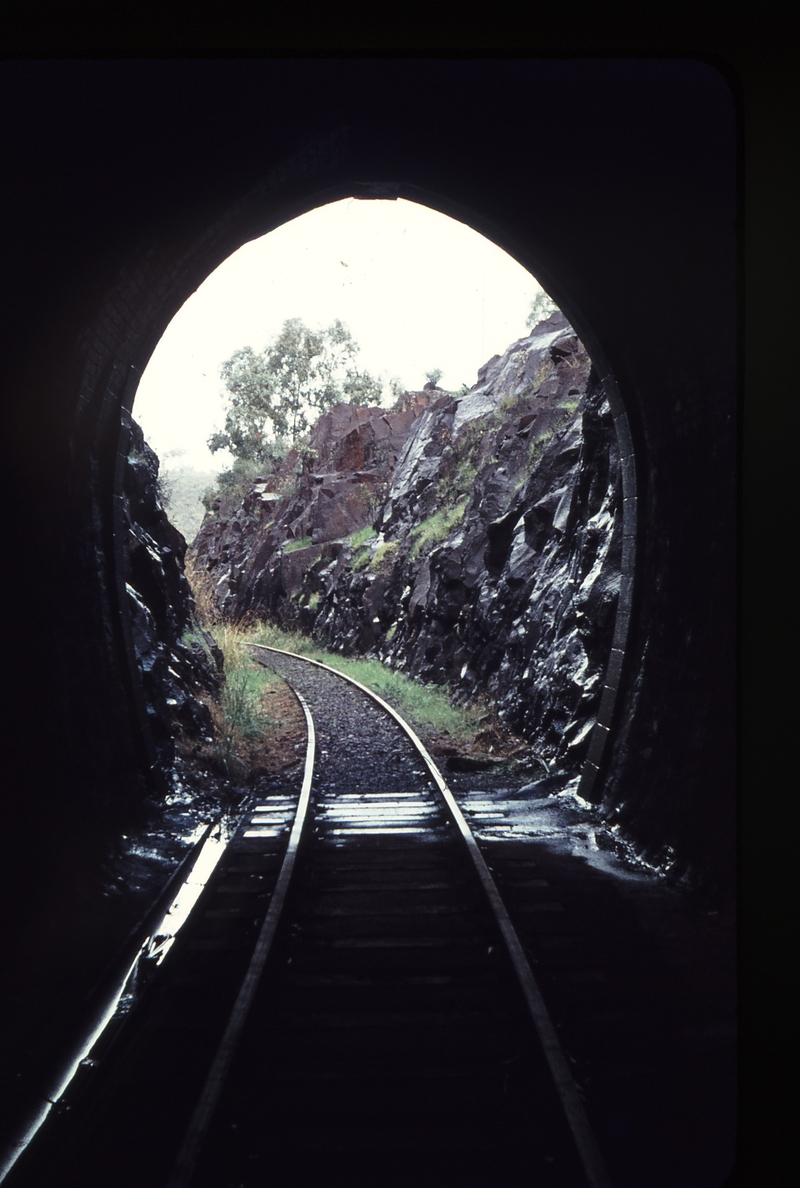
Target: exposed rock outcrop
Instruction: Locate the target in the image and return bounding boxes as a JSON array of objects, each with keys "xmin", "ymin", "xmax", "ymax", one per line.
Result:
[
  {"xmin": 120, "ymin": 411, "xmax": 222, "ymax": 789},
  {"xmin": 193, "ymin": 393, "xmax": 437, "ymax": 619},
  {"xmin": 192, "ymin": 312, "xmax": 622, "ymax": 779}
]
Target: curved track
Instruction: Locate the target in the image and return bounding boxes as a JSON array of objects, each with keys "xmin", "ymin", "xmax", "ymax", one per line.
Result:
[{"xmin": 6, "ymin": 647, "xmax": 612, "ymax": 1188}]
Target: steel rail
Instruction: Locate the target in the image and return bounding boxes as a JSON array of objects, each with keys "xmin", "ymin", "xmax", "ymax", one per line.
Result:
[
  {"xmin": 0, "ymin": 817, "xmax": 223, "ymax": 1185},
  {"xmin": 166, "ymin": 685, "xmax": 316, "ymax": 1188},
  {"xmin": 251, "ymin": 643, "xmax": 614, "ymax": 1188}
]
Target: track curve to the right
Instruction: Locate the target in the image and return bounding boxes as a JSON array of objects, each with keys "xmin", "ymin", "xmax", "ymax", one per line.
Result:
[
  {"xmin": 7, "ymin": 645, "xmax": 613, "ymax": 1188},
  {"xmin": 189, "ymin": 643, "xmax": 609, "ymax": 1188}
]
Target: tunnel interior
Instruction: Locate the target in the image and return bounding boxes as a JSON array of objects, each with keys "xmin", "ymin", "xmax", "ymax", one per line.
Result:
[{"xmin": 0, "ymin": 58, "xmax": 736, "ymax": 1182}]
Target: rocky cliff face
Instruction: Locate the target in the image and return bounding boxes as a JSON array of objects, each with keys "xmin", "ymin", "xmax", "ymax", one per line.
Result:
[
  {"xmin": 192, "ymin": 312, "xmax": 622, "ymax": 780},
  {"xmin": 120, "ymin": 411, "xmax": 222, "ymax": 790},
  {"xmin": 194, "ymin": 391, "xmax": 437, "ymax": 618}
]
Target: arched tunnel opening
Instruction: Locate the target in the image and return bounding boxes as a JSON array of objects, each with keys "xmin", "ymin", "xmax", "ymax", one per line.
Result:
[
  {"xmin": 123, "ymin": 196, "xmax": 635, "ymax": 817},
  {"xmin": 0, "ymin": 60, "xmax": 736, "ymax": 1188}
]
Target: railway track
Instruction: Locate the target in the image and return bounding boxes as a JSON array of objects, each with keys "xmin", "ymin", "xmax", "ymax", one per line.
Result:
[{"xmin": 5, "ymin": 646, "xmax": 613, "ymax": 1188}]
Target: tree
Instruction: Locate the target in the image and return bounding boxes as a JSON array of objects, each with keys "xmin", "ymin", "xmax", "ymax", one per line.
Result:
[
  {"xmin": 424, "ymin": 367, "xmax": 444, "ymax": 387},
  {"xmin": 526, "ymin": 289, "xmax": 559, "ymax": 329},
  {"xmin": 209, "ymin": 346, "xmax": 283, "ymax": 465},
  {"xmin": 341, "ymin": 366, "xmax": 384, "ymax": 406},
  {"xmin": 387, "ymin": 377, "xmax": 407, "ymax": 409},
  {"xmin": 208, "ymin": 318, "xmax": 382, "ymax": 463}
]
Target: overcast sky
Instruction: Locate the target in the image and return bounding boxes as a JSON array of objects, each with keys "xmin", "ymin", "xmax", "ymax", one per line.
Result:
[{"xmin": 133, "ymin": 198, "xmax": 546, "ymax": 472}]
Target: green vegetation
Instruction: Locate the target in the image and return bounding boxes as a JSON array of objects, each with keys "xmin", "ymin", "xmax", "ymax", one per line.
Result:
[
  {"xmin": 200, "ymin": 450, "xmax": 289, "ymax": 515},
  {"xmin": 209, "ymin": 317, "xmax": 383, "ymax": 457},
  {"xmin": 497, "ymin": 391, "xmax": 522, "ymax": 414},
  {"xmin": 351, "ymin": 547, "xmax": 373, "ymax": 572},
  {"xmin": 181, "ymin": 626, "xmax": 215, "ymax": 659},
  {"xmin": 370, "ymin": 540, "xmax": 399, "ymax": 572},
  {"xmin": 156, "ymin": 462, "xmax": 218, "ymax": 542},
  {"xmin": 407, "ymin": 500, "xmax": 468, "ymax": 560},
  {"xmin": 200, "ymin": 317, "xmax": 386, "ymax": 515},
  {"xmin": 450, "ymin": 412, "xmax": 495, "ymax": 491},
  {"xmin": 387, "ymin": 377, "xmax": 407, "ymax": 408},
  {"xmin": 526, "ymin": 289, "xmax": 559, "ymax": 329},
  {"xmin": 184, "ymin": 557, "xmax": 289, "ymax": 779},
  {"xmin": 452, "ymin": 455, "xmax": 478, "ymax": 497},
  {"xmin": 248, "ymin": 623, "xmax": 483, "ymax": 739},
  {"xmin": 348, "ymin": 525, "xmax": 377, "ymax": 549},
  {"xmin": 532, "ymin": 361, "xmax": 553, "ymax": 390},
  {"xmin": 342, "ymin": 534, "xmax": 398, "ymax": 575},
  {"xmin": 207, "ymin": 621, "xmax": 280, "ymax": 779},
  {"xmin": 529, "ymin": 430, "xmax": 553, "ymax": 469},
  {"xmin": 346, "ymin": 526, "xmax": 379, "ymax": 572},
  {"xmin": 284, "ymin": 535, "xmax": 314, "ymax": 553},
  {"xmin": 527, "ymin": 403, "xmax": 581, "ymax": 470}
]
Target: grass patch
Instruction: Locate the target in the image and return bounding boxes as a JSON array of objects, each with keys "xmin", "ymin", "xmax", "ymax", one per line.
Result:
[
  {"xmin": 498, "ymin": 389, "xmax": 529, "ymax": 414},
  {"xmin": 407, "ymin": 500, "xmax": 468, "ymax": 560},
  {"xmin": 348, "ymin": 525, "xmax": 377, "ymax": 548},
  {"xmin": 453, "ymin": 458, "xmax": 478, "ymax": 496},
  {"xmin": 528, "ymin": 406, "xmax": 580, "ymax": 469},
  {"xmin": 347, "ymin": 527, "xmax": 375, "ymax": 572},
  {"xmin": 349, "ymin": 526, "xmax": 378, "ymax": 572},
  {"xmin": 247, "ymin": 622, "xmax": 482, "ymax": 740},
  {"xmin": 284, "ymin": 535, "xmax": 313, "ymax": 553},
  {"xmin": 183, "ymin": 557, "xmax": 286, "ymax": 780},
  {"xmin": 208, "ymin": 621, "xmax": 280, "ymax": 779},
  {"xmin": 370, "ymin": 540, "xmax": 399, "ymax": 572},
  {"xmin": 351, "ymin": 547, "xmax": 372, "ymax": 572},
  {"xmin": 529, "ymin": 426, "xmax": 557, "ymax": 468},
  {"xmin": 184, "ymin": 554, "xmax": 221, "ymax": 624}
]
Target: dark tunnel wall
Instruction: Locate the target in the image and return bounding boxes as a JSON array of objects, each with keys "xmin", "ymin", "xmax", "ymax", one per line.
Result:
[{"xmin": 0, "ymin": 60, "xmax": 736, "ymax": 928}]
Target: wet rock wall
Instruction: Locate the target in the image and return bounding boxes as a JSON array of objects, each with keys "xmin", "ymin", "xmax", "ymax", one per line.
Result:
[
  {"xmin": 119, "ymin": 411, "xmax": 222, "ymax": 792},
  {"xmin": 192, "ymin": 313, "xmax": 622, "ymax": 779},
  {"xmin": 191, "ymin": 394, "xmax": 436, "ymax": 619},
  {"xmin": 0, "ymin": 61, "xmax": 736, "ymax": 936}
]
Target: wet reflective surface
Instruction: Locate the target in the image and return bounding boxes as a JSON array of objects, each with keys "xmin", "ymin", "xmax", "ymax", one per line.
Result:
[{"xmin": 5, "ymin": 657, "xmax": 735, "ymax": 1188}]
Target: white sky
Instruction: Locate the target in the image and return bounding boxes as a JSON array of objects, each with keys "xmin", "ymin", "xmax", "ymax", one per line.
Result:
[{"xmin": 133, "ymin": 198, "xmax": 545, "ymax": 472}]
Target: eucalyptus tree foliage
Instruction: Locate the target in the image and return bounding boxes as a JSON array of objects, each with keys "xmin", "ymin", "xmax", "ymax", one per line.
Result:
[
  {"xmin": 525, "ymin": 289, "xmax": 559, "ymax": 329},
  {"xmin": 209, "ymin": 318, "xmax": 383, "ymax": 461}
]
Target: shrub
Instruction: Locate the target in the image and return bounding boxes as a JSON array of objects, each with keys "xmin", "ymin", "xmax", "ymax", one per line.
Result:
[{"xmin": 201, "ymin": 451, "xmax": 286, "ymax": 514}]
